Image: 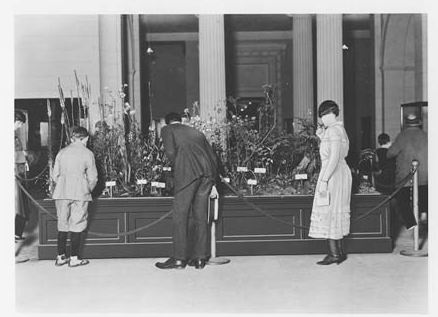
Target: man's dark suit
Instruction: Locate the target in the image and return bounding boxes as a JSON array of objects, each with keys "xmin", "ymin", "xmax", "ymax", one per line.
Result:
[{"xmin": 161, "ymin": 122, "xmax": 218, "ymax": 261}]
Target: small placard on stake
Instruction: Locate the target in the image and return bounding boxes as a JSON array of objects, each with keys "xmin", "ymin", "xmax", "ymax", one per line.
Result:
[
  {"xmin": 151, "ymin": 181, "xmax": 166, "ymax": 188},
  {"xmin": 254, "ymin": 167, "xmax": 266, "ymax": 174},
  {"xmin": 136, "ymin": 179, "xmax": 147, "ymax": 185},
  {"xmin": 247, "ymin": 179, "xmax": 258, "ymax": 185},
  {"xmin": 295, "ymin": 174, "xmax": 308, "ymax": 180},
  {"xmin": 223, "ymin": 177, "xmax": 230, "ymax": 183},
  {"xmin": 237, "ymin": 166, "xmax": 248, "ymax": 172},
  {"xmin": 163, "ymin": 167, "xmax": 172, "ymax": 172},
  {"xmin": 105, "ymin": 181, "xmax": 116, "ymax": 187}
]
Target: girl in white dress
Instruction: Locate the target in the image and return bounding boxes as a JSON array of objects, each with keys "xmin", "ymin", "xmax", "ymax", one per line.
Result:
[{"xmin": 309, "ymin": 100, "xmax": 352, "ymax": 265}]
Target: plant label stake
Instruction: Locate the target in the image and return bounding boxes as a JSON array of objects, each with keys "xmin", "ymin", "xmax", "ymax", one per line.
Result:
[
  {"xmin": 163, "ymin": 167, "xmax": 172, "ymax": 172},
  {"xmin": 254, "ymin": 167, "xmax": 266, "ymax": 174},
  {"xmin": 237, "ymin": 166, "xmax": 248, "ymax": 172},
  {"xmin": 105, "ymin": 181, "xmax": 116, "ymax": 198},
  {"xmin": 295, "ymin": 174, "xmax": 307, "ymax": 194},
  {"xmin": 151, "ymin": 181, "xmax": 166, "ymax": 196},
  {"xmin": 247, "ymin": 179, "xmax": 257, "ymax": 195},
  {"xmin": 136, "ymin": 179, "xmax": 147, "ymax": 196}
]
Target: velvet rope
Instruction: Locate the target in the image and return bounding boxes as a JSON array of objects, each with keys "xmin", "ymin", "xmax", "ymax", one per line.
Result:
[{"xmin": 16, "ymin": 166, "xmax": 417, "ymax": 236}]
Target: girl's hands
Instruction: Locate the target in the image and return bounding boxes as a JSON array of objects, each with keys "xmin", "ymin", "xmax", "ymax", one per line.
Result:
[{"xmin": 318, "ymin": 180, "xmax": 328, "ymax": 194}]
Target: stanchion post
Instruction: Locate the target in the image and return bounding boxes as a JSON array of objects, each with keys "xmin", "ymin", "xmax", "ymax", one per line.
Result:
[
  {"xmin": 412, "ymin": 161, "xmax": 419, "ymax": 252},
  {"xmin": 207, "ymin": 186, "xmax": 230, "ymax": 265},
  {"xmin": 400, "ymin": 160, "xmax": 427, "ymax": 257},
  {"xmin": 47, "ymin": 99, "xmax": 54, "ymax": 195}
]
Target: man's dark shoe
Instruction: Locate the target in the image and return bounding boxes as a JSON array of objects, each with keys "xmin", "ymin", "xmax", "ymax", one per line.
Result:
[
  {"xmin": 155, "ymin": 258, "xmax": 187, "ymax": 269},
  {"xmin": 188, "ymin": 258, "xmax": 207, "ymax": 269}
]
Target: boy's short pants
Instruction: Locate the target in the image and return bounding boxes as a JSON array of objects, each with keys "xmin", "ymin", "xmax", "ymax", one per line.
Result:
[{"xmin": 55, "ymin": 199, "xmax": 89, "ymax": 232}]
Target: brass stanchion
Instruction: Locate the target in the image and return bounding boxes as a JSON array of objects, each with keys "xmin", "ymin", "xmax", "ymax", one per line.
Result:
[
  {"xmin": 400, "ymin": 160, "xmax": 427, "ymax": 257},
  {"xmin": 207, "ymin": 186, "xmax": 230, "ymax": 265}
]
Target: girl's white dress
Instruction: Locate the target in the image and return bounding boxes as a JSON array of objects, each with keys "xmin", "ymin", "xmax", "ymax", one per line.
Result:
[{"xmin": 309, "ymin": 121, "xmax": 352, "ymax": 239}]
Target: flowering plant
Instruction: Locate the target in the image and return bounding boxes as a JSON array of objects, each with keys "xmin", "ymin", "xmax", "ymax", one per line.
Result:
[
  {"xmin": 43, "ymin": 77, "xmax": 321, "ymax": 198},
  {"xmin": 184, "ymin": 86, "xmax": 321, "ymax": 196},
  {"xmin": 89, "ymin": 85, "xmax": 171, "ymax": 197}
]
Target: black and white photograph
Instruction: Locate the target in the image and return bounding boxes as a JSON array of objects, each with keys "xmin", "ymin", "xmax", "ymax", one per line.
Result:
[{"xmin": 3, "ymin": 0, "xmax": 436, "ymax": 315}]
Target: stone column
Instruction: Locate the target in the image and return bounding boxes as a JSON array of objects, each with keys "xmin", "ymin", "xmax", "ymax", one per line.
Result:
[
  {"xmin": 292, "ymin": 15, "xmax": 314, "ymax": 119},
  {"xmin": 98, "ymin": 15, "xmax": 123, "ymax": 127},
  {"xmin": 125, "ymin": 15, "xmax": 142, "ymax": 128},
  {"xmin": 198, "ymin": 15, "xmax": 226, "ymax": 123},
  {"xmin": 316, "ymin": 14, "xmax": 344, "ymax": 118}
]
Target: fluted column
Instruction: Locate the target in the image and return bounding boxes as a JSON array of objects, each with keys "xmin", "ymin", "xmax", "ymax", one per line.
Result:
[
  {"xmin": 125, "ymin": 15, "xmax": 142, "ymax": 128},
  {"xmin": 316, "ymin": 14, "xmax": 344, "ymax": 118},
  {"xmin": 98, "ymin": 15, "xmax": 123, "ymax": 128},
  {"xmin": 292, "ymin": 15, "xmax": 314, "ymax": 119},
  {"xmin": 199, "ymin": 15, "xmax": 226, "ymax": 123}
]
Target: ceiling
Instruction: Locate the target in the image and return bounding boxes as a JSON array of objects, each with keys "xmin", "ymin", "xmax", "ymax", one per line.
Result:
[{"xmin": 139, "ymin": 14, "xmax": 371, "ymax": 33}]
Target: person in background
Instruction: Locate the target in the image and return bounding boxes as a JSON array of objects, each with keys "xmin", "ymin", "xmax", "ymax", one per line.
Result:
[
  {"xmin": 309, "ymin": 100, "xmax": 352, "ymax": 265},
  {"xmin": 387, "ymin": 114, "xmax": 428, "ymax": 230},
  {"xmin": 373, "ymin": 133, "xmax": 396, "ymax": 195},
  {"xmin": 52, "ymin": 126, "xmax": 98, "ymax": 267},
  {"xmin": 15, "ymin": 110, "xmax": 28, "ymax": 243},
  {"xmin": 155, "ymin": 112, "xmax": 218, "ymax": 270}
]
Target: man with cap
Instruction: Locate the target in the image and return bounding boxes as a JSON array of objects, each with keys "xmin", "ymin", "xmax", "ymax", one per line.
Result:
[{"xmin": 387, "ymin": 113, "xmax": 428, "ymax": 230}]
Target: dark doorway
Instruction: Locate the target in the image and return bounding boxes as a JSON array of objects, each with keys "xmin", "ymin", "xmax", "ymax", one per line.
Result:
[{"xmin": 145, "ymin": 42, "xmax": 186, "ymax": 121}]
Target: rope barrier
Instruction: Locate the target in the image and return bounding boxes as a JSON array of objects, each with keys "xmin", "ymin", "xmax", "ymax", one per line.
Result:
[
  {"xmin": 16, "ymin": 178, "xmax": 173, "ymax": 237},
  {"xmin": 16, "ymin": 175, "xmax": 206, "ymax": 237},
  {"xmin": 15, "ymin": 123, "xmax": 65, "ymax": 184},
  {"xmin": 352, "ymin": 167, "xmax": 416, "ymax": 223},
  {"xmin": 372, "ymin": 171, "xmax": 411, "ymax": 191},
  {"xmin": 15, "ymin": 166, "xmax": 49, "ymax": 182},
  {"xmin": 220, "ymin": 176, "xmax": 310, "ymax": 230},
  {"xmin": 16, "ymin": 166, "xmax": 417, "ymax": 236}
]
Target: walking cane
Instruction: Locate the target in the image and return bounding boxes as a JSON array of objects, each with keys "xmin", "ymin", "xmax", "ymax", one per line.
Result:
[
  {"xmin": 400, "ymin": 160, "xmax": 427, "ymax": 257},
  {"xmin": 207, "ymin": 185, "xmax": 230, "ymax": 265}
]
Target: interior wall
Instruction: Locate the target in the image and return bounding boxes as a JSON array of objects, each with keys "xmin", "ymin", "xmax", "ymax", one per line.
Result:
[
  {"xmin": 15, "ymin": 15, "xmax": 101, "ymax": 101},
  {"xmin": 377, "ymin": 14, "xmax": 426, "ymax": 141},
  {"xmin": 15, "ymin": 15, "xmax": 125, "ymax": 133}
]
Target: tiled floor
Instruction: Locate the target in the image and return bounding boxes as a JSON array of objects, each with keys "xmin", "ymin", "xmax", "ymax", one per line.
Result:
[{"xmin": 14, "ymin": 213, "xmax": 428, "ymax": 314}]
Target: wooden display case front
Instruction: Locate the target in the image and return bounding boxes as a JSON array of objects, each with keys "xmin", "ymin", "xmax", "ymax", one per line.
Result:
[{"xmin": 38, "ymin": 194, "xmax": 392, "ymax": 259}]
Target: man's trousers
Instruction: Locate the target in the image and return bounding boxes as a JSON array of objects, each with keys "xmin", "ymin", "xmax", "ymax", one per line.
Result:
[
  {"xmin": 395, "ymin": 185, "xmax": 428, "ymax": 229},
  {"xmin": 172, "ymin": 176, "xmax": 213, "ymax": 260}
]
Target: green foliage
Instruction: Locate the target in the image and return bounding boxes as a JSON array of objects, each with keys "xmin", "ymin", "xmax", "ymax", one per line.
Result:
[
  {"xmin": 185, "ymin": 86, "xmax": 321, "ymax": 196},
  {"xmin": 48, "ymin": 80, "xmax": 322, "ymax": 198}
]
